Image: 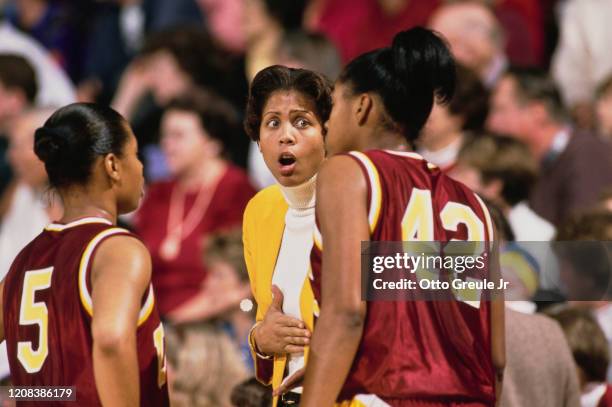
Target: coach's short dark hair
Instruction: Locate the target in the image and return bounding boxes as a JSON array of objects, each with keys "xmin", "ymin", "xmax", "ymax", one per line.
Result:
[
  {"xmin": 0, "ymin": 54, "xmax": 37, "ymax": 103},
  {"xmin": 245, "ymin": 65, "xmax": 332, "ymax": 141},
  {"xmin": 505, "ymin": 66, "xmax": 567, "ymax": 122}
]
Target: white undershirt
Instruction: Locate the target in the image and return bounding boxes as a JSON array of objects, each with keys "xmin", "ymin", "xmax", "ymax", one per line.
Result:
[
  {"xmin": 271, "ymin": 176, "xmax": 316, "ymax": 393},
  {"xmin": 581, "ymin": 383, "xmax": 607, "ymax": 407}
]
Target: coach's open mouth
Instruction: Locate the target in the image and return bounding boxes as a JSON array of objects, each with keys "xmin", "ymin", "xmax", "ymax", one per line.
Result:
[{"xmin": 278, "ymin": 152, "xmax": 297, "ymax": 176}]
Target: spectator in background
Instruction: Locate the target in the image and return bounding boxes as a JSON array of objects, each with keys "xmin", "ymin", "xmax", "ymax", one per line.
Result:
[
  {"xmin": 487, "ymin": 67, "xmax": 612, "ymax": 226},
  {"xmin": 595, "ymin": 74, "xmax": 612, "ymax": 142},
  {"xmin": 451, "ymin": 134, "xmax": 555, "ymax": 241},
  {"xmin": 196, "ymin": 0, "xmax": 245, "ymax": 54},
  {"xmin": 0, "ymin": 54, "xmax": 37, "ymax": 197},
  {"xmin": 165, "ymin": 229, "xmax": 252, "ymax": 406},
  {"xmin": 429, "ymin": 1, "xmax": 507, "ymax": 88},
  {"xmin": 417, "ymin": 64, "xmax": 489, "ymax": 172},
  {"xmin": 546, "ymin": 306, "xmax": 612, "ymax": 407},
  {"xmin": 112, "ymin": 26, "xmax": 250, "ymax": 170},
  {"xmin": 113, "ymin": 26, "xmax": 228, "ymax": 120},
  {"xmin": 231, "ymin": 377, "xmax": 272, "ymax": 407},
  {"xmin": 484, "ymin": 199, "xmax": 541, "ymax": 307},
  {"xmin": 465, "ymin": 198, "xmax": 580, "ymax": 407},
  {"xmin": 79, "ymin": 0, "xmax": 204, "ymax": 104},
  {"xmin": 276, "ymin": 31, "xmax": 342, "ymax": 81},
  {"xmin": 133, "ymin": 89, "xmax": 255, "ymax": 318},
  {"xmin": 555, "ymin": 211, "xmax": 612, "ymax": 301},
  {"xmin": 501, "ymin": 307, "xmax": 582, "ymax": 407},
  {"xmin": 167, "ymin": 229, "xmax": 254, "ymax": 371},
  {"xmin": 599, "ymin": 189, "xmax": 612, "ymax": 213},
  {"xmin": 494, "ymin": 0, "xmax": 545, "ymax": 66},
  {"xmin": 555, "ymin": 210, "xmax": 612, "ymax": 382},
  {"xmin": 0, "ymin": 54, "xmax": 36, "ymax": 132},
  {"xmin": 309, "ymin": 0, "xmax": 439, "ymax": 63},
  {"xmin": 552, "ymin": 0, "xmax": 612, "ymax": 130},
  {"xmin": 3, "ymin": 0, "xmax": 81, "ymax": 80},
  {"xmin": 452, "ymin": 134, "xmax": 560, "ymax": 290},
  {"xmin": 243, "ymin": 0, "xmax": 308, "ymax": 81},
  {"xmin": 0, "ymin": 109, "xmax": 62, "ymax": 274},
  {"xmin": 0, "ymin": 21, "xmax": 75, "ymax": 107},
  {"xmin": 166, "ymin": 323, "xmax": 248, "ymax": 407}
]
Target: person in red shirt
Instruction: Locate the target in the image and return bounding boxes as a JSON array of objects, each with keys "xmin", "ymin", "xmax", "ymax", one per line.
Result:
[
  {"xmin": 134, "ymin": 90, "xmax": 256, "ymax": 318},
  {"xmin": 0, "ymin": 103, "xmax": 169, "ymax": 406},
  {"xmin": 298, "ymin": 27, "xmax": 505, "ymax": 406}
]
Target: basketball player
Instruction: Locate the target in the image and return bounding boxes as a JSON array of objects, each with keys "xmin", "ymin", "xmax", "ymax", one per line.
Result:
[
  {"xmin": 300, "ymin": 28, "xmax": 505, "ymax": 406},
  {"xmin": 0, "ymin": 103, "xmax": 169, "ymax": 406}
]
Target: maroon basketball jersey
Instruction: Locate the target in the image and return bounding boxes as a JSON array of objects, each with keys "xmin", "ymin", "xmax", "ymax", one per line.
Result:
[
  {"xmin": 2, "ymin": 217, "xmax": 169, "ymax": 407},
  {"xmin": 310, "ymin": 150, "xmax": 496, "ymax": 405}
]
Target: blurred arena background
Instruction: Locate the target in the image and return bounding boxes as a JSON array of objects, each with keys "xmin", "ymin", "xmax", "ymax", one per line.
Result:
[{"xmin": 0, "ymin": 0, "xmax": 611, "ymax": 406}]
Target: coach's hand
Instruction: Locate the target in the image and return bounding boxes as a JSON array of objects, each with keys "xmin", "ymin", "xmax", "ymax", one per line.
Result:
[{"xmin": 253, "ymin": 285, "xmax": 311, "ymax": 356}]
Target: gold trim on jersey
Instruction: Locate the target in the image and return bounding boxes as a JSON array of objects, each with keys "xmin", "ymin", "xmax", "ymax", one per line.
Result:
[
  {"xmin": 348, "ymin": 152, "xmax": 382, "ymax": 233},
  {"xmin": 382, "ymin": 149, "xmax": 425, "ymax": 161},
  {"xmin": 78, "ymin": 228, "xmax": 155, "ymax": 327},
  {"xmin": 46, "ymin": 217, "xmax": 113, "ymax": 232},
  {"xmin": 313, "ymin": 223, "xmax": 323, "ymax": 251}
]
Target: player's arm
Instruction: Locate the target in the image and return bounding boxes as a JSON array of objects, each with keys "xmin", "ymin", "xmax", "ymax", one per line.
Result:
[
  {"xmin": 301, "ymin": 156, "xmax": 369, "ymax": 406},
  {"xmin": 90, "ymin": 235, "xmax": 152, "ymax": 407}
]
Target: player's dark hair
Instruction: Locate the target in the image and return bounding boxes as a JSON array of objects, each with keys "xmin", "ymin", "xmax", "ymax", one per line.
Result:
[
  {"xmin": 245, "ymin": 65, "xmax": 332, "ymax": 141},
  {"xmin": 338, "ymin": 27, "xmax": 456, "ymax": 143},
  {"xmin": 0, "ymin": 54, "xmax": 38, "ymax": 103},
  {"xmin": 34, "ymin": 103, "xmax": 130, "ymax": 189}
]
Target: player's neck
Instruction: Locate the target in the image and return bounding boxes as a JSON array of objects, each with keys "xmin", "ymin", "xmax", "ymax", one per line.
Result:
[
  {"xmin": 59, "ymin": 189, "xmax": 117, "ymax": 225},
  {"xmin": 363, "ymin": 128, "xmax": 409, "ymax": 151}
]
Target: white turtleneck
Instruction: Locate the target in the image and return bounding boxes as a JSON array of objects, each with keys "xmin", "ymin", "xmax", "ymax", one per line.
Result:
[{"xmin": 271, "ymin": 175, "xmax": 316, "ymax": 391}]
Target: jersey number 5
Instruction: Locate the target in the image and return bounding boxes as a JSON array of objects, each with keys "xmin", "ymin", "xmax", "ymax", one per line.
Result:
[{"xmin": 17, "ymin": 267, "xmax": 54, "ymax": 373}]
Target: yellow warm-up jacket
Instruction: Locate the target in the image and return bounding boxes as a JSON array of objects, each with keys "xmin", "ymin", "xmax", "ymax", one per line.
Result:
[{"xmin": 242, "ymin": 185, "xmax": 315, "ymax": 407}]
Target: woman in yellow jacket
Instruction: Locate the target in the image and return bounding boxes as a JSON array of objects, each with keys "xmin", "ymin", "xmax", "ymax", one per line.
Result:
[{"xmin": 242, "ymin": 65, "xmax": 332, "ymax": 406}]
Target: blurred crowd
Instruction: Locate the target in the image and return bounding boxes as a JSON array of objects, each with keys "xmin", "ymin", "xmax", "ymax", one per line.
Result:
[{"xmin": 0, "ymin": 0, "xmax": 611, "ymax": 406}]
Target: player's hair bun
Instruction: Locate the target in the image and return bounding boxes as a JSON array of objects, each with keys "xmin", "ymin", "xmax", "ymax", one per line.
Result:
[
  {"xmin": 33, "ymin": 103, "xmax": 131, "ymax": 189},
  {"xmin": 34, "ymin": 126, "xmax": 68, "ymax": 165},
  {"xmin": 338, "ymin": 27, "xmax": 456, "ymax": 143},
  {"xmin": 390, "ymin": 27, "xmax": 455, "ymax": 105}
]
